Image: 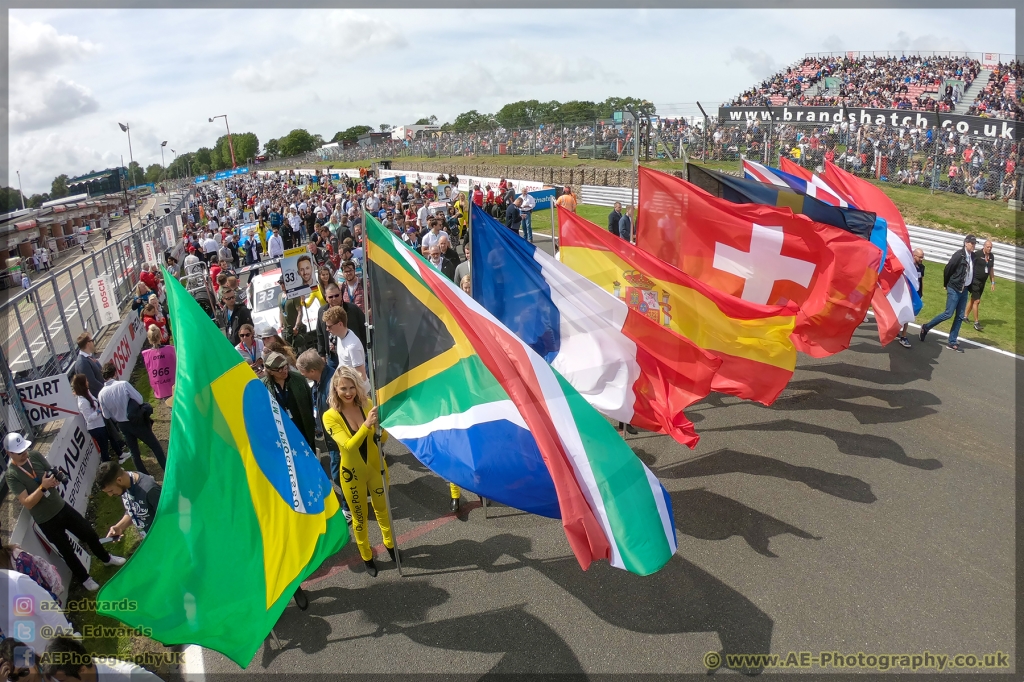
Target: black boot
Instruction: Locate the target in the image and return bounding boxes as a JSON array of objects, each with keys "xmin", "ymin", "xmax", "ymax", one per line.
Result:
[
  {"xmin": 450, "ymin": 497, "xmax": 461, "ymax": 513},
  {"xmin": 293, "ymin": 587, "xmax": 308, "ymax": 611},
  {"xmin": 386, "ymin": 546, "xmax": 400, "ymax": 563},
  {"xmin": 364, "ymin": 559, "xmax": 378, "ymax": 577}
]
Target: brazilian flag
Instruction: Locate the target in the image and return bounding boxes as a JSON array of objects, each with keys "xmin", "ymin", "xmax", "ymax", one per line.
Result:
[{"xmin": 98, "ymin": 270, "xmax": 347, "ymax": 667}]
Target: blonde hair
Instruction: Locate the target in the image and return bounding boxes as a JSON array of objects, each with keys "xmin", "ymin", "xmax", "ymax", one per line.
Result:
[
  {"xmin": 328, "ymin": 365, "xmax": 368, "ymax": 413},
  {"xmin": 146, "ymin": 325, "xmax": 162, "ymax": 346}
]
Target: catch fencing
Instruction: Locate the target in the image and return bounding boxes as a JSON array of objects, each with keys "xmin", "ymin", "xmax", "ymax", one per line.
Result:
[{"xmin": 0, "ymin": 188, "xmax": 194, "ymax": 457}]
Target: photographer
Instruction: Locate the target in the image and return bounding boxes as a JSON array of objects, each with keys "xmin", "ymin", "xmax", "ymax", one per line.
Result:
[{"xmin": 2, "ymin": 433, "xmax": 124, "ymax": 592}]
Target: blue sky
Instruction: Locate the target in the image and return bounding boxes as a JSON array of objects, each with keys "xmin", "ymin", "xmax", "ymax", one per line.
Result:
[{"xmin": 8, "ymin": 8, "xmax": 1016, "ymax": 194}]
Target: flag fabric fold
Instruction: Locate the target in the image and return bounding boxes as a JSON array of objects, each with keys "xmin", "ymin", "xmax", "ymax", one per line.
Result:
[
  {"xmin": 786, "ymin": 159, "xmax": 923, "ymax": 342},
  {"xmin": 689, "ymin": 163, "xmax": 878, "ymax": 239},
  {"xmin": 636, "ymin": 167, "xmax": 882, "ymax": 358},
  {"xmin": 470, "ymin": 204, "xmax": 720, "ymax": 448},
  {"xmin": 558, "ymin": 209, "xmax": 799, "ymax": 404},
  {"xmin": 366, "ymin": 215, "xmax": 677, "ymax": 576},
  {"xmin": 98, "ymin": 269, "xmax": 348, "ymax": 667}
]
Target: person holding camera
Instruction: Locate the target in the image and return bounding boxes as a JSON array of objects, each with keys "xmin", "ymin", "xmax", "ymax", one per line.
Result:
[{"xmin": 3, "ymin": 432, "xmax": 125, "ymax": 592}]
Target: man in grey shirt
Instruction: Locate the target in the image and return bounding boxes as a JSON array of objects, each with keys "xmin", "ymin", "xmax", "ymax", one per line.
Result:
[{"xmin": 97, "ymin": 461, "xmax": 162, "ymax": 539}]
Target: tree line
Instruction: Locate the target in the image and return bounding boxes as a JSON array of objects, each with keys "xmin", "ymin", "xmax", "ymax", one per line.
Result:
[{"xmin": 1, "ymin": 96, "xmax": 653, "ymax": 212}]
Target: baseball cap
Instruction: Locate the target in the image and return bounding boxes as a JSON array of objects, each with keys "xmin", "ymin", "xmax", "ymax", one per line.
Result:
[
  {"xmin": 265, "ymin": 351, "xmax": 289, "ymax": 370},
  {"xmin": 256, "ymin": 325, "xmax": 276, "ymax": 338},
  {"xmin": 964, "ymin": 235, "xmax": 977, "ymax": 244},
  {"xmin": 4, "ymin": 432, "xmax": 32, "ymax": 454}
]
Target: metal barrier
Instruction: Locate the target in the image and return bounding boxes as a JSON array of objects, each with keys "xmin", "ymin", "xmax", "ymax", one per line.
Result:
[
  {"xmin": 579, "ymin": 184, "xmax": 1024, "ymax": 282},
  {"xmin": 0, "ymin": 187, "xmax": 193, "ymax": 450}
]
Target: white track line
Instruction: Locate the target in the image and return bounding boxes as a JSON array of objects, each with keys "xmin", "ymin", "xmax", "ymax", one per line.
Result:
[
  {"xmin": 865, "ymin": 311, "xmax": 1022, "ymax": 361},
  {"xmin": 182, "ymin": 645, "xmax": 204, "ymax": 680}
]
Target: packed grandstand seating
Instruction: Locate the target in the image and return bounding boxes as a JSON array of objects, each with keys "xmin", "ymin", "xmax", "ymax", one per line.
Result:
[
  {"xmin": 728, "ymin": 55, "xmax": 984, "ymax": 113},
  {"xmin": 965, "ymin": 61, "xmax": 1022, "ymax": 120}
]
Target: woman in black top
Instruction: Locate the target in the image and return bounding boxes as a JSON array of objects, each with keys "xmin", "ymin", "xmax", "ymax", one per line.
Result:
[{"xmin": 965, "ymin": 239, "xmax": 995, "ymax": 331}]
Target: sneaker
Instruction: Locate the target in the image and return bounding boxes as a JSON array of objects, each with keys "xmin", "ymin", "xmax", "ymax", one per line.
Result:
[
  {"xmin": 83, "ymin": 578, "xmax": 100, "ymax": 592},
  {"xmin": 947, "ymin": 342, "xmax": 964, "ymax": 353},
  {"xmin": 118, "ymin": 451, "xmax": 132, "ymax": 464},
  {"xmin": 343, "ymin": 509, "xmax": 352, "ymax": 525},
  {"xmin": 898, "ymin": 336, "xmax": 912, "ymax": 348},
  {"xmin": 973, "ymin": 322, "xmax": 983, "ymax": 332},
  {"xmin": 104, "ymin": 555, "xmax": 126, "ymax": 567},
  {"xmin": 919, "ymin": 326, "xmax": 929, "ymax": 342}
]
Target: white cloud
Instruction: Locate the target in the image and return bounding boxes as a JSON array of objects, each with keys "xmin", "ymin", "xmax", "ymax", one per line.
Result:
[
  {"xmin": 11, "ymin": 133, "xmax": 119, "ymax": 193},
  {"xmin": 9, "ymin": 16, "xmax": 99, "ymax": 76},
  {"xmin": 10, "ymin": 79, "xmax": 100, "ymax": 133},
  {"xmin": 319, "ymin": 10, "xmax": 406, "ymax": 52},
  {"xmin": 728, "ymin": 47, "xmax": 784, "ymax": 82},
  {"xmin": 8, "ymin": 17, "xmax": 101, "ymax": 134}
]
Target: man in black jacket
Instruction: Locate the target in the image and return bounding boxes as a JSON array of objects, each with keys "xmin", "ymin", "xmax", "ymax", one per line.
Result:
[
  {"xmin": 607, "ymin": 202, "xmax": 623, "ymax": 235},
  {"xmin": 214, "ymin": 288, "xmax": 254, "ymax": 346},
  {"xmin": 920, "ymin": 234, "xmax": 976, "ymax": 352},
  {"xmin": 261, "ymin": 351, "xmax": 317, "ymax": 451},
  {"xmin": 316, "ymin": 283, "xmax": 366, "ymax": 370}
]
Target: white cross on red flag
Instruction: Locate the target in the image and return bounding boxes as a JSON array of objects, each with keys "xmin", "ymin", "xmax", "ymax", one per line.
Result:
[{"xmin": 636, "ymin": 167, "xmax": 884, "ymax": 358}]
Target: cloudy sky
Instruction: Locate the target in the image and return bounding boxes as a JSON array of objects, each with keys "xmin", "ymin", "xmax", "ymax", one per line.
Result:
[{"xmin": 8, "ymin": 8, "xmax": 1016, "ymax": 194}]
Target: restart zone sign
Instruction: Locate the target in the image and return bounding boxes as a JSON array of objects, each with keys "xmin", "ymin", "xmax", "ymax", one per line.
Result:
[{"xmin": 719, "ymin": 106, "xmax": 1020, "ymax": 141}]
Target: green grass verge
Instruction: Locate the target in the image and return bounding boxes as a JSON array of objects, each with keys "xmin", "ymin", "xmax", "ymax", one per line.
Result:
[
  {"xmin": 531, "ymin": 207, "xmax": 1018, "ymax": 354},
  {"xmin": 68, "ymin": 362, "xmax": 176, "ymax": 675},
  {"xmin": 916, "ymin": 260, "xmax": 1019, "ymax": 353},
  {"xmin": 270, "ymin": 154, "xmax": 1022, "ymax": 245}
]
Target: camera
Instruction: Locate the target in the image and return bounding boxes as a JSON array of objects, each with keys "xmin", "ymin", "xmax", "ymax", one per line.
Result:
[{"xmin": 47, "ymin": 467, "xmax": 69, "ymax": 485}]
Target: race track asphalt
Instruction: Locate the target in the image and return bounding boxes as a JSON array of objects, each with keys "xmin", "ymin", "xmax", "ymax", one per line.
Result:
[
  {"xmin": 192, "ymin": 239, "xmax": 1017, "ymax": 680},
  {"xmin": 192, "ymin": 232, "xmax": 1015, "ymax": 675}
]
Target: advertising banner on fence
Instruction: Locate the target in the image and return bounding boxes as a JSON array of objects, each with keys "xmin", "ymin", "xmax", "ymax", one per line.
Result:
[
  {"xmin": 718, "ymin": 106, "xmax": 1020, "ymax": 141},
  {"xmin": 99, "ymin": 309, "xmax": 146, "ymax": 380},
  {"xmin": 142, "ymin": 240, "xmax": 158, "ymax": 266},
  {"xmin": 175, "ymin": 214, "xmax": 184, "ymax": 231},
  {"xmin": 90, "ymin": 275, "xmax": 119, "ymax": 326},
  {"xmin": 163, "ymin": 224, "xmax": 175, "ymax": 249},
  {"xmin": 1, "ymin": 374, "xmax": 80, "ymax": 427},
  {"xmin": 280, "ymin": 246, "xmax": 315, "ymax": 299},
  {"xmin": 8, "ymin": 413, "xmax": 102, "ymax": 602}
]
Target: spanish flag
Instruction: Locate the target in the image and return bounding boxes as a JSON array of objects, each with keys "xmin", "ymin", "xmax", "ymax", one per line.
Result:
[
  {"xmin": 98, "ymin": 270, "xmax": 348, "ymax": 667},
  {"xmin": 559, "ymin": 210, "xmax": 799, "ymax": 404}
]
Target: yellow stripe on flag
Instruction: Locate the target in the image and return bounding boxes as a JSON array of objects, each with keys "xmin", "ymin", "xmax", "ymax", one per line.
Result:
[
  {"xmin": 211, "ymin": 362, "xmax": 339, "ymax": 608},
  {"xmin": 560, "ymin": 245, "xmax": 797, "ymax": 371}
]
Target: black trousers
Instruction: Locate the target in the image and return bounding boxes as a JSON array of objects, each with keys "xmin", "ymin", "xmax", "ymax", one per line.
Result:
[
  {"xmin": 37, "ymin": 503, "xmax": 111, "ymax": 583},
  {"xmin": 118, "ymin": 419, "xmax": 166, "ymax": 475}
]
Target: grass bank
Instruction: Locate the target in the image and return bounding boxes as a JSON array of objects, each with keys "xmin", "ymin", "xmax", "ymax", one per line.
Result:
[{"xmin": 271, "ymin": 154, "xmax": 1022, "ymax": 244}]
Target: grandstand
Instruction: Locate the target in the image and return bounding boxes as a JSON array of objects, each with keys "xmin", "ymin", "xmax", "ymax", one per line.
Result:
[
  {"xmin": 965, "ymin": 60, "xmax": 1023, "ymax": 120},
  {"xmin": 728, "ymin": 55, "xmax": 985, "ymax": 113}
]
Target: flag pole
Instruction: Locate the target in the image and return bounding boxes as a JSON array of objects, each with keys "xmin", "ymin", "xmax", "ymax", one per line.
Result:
[
  {"xmin": 362, "ymin": 210, "xmax": 403, "ymax": 576},
  {"xmin": 466, "ymin": 197, "xmax": 489, "ymax": 517}
]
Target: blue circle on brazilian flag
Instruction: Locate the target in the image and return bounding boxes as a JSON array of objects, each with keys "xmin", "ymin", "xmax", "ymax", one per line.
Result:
[{"xmin": 242, "ymin": 380, "xmax": 328, "ymax": 514}]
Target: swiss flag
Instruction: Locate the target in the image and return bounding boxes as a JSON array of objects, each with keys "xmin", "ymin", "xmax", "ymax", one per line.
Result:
[{"xmin": 637, "ymin": 167, "xmax": 883, "ymax": 357}]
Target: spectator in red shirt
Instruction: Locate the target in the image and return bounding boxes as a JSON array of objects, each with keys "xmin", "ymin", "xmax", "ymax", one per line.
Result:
[
  {"xmin": 472, "ymin": 185, "xmax": 484, "ymax": 207},
  {"xmin": 139, "ymin": 264, "xmax": 158, "ymax": 292}
]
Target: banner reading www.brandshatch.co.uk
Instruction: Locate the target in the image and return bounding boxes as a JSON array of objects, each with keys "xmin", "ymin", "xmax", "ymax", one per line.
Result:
[{"xmin": 718, "ymin": 106, "xmax": 1020, "ymax": 141}]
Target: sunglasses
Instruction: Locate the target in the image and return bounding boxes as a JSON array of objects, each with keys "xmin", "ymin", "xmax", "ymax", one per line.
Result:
[{"xmin": 239, "ymin": 332, "xmax": 252, "ymax": 338}]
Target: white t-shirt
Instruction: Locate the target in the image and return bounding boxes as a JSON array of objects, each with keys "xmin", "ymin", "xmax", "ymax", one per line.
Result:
[
  {"xmin": 335, "ymin": 328, "xmax": 365, "ymax": 371},
  {"xmin": 421, "ymin": 230, "xmax": 441, "ymax": 251}
]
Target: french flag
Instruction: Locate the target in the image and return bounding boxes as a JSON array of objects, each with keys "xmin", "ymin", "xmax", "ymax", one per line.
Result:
[{"xmin": 470, "ymin": 205, "xmax": 720, "ymax": 448}]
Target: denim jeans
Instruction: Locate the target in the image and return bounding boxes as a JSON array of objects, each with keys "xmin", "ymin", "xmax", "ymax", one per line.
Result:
[
  {"xmin": 521, "ymin": 212, "xmax": 533, "ymax": 242},
  {"xmin": 925, "ymin": 285, "xmax": 969, "ymax": 345}
]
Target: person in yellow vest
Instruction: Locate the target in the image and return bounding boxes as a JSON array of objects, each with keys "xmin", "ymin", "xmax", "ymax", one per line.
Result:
[{"xmin": 322, "ymin": 366, "xmax": 397, "ymax": 578}]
